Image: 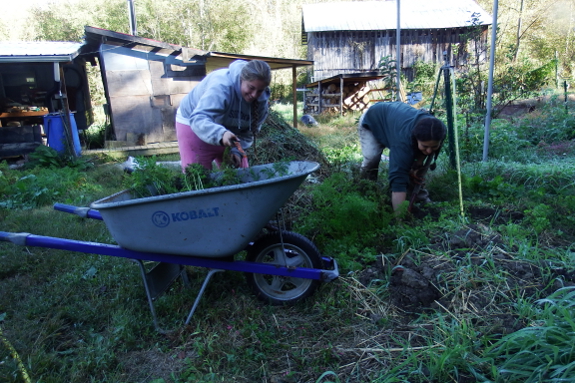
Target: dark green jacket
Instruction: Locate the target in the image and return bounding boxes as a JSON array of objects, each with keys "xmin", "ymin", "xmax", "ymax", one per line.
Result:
[{"xmin": 361, "ymin": 102, "xmax": 431, "ymax": 192}]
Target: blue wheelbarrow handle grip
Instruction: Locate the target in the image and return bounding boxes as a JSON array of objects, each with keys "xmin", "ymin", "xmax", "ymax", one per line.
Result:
[{"xmin": 53, "ymin": 203, "xmax": 103, "ymax": 220}]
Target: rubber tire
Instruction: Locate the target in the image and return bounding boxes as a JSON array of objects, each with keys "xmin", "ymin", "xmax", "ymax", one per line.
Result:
[{"xmin": 245, "ymin": 231, "xmax": 323, "ymax": 305}]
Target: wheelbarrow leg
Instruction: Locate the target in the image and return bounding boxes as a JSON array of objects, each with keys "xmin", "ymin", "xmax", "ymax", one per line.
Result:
[
  {"xmin": 185, "ymin": 269, "xmax": 224, "ymax": 325},
  {"xmin": 134, "ymin": 260, "xmax": 190, "ymax": 333}
]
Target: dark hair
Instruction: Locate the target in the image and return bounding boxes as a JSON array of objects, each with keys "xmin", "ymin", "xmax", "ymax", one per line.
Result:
[
  {"xmin": 241, "ymin": 60, "xmax": 272, "ymax": 86},
  {"xmin": 412, "ymin": 117, "xmax": 447, "ymax": 171},
  {"xmin": 412, "ymin": 117, "xmax": 446, "ymax": 142}
]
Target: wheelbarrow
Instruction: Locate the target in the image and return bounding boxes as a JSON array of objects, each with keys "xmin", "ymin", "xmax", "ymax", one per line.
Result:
[{"xmin": 0, "ymin": 161, "xmax": 339, "ymax": 332}]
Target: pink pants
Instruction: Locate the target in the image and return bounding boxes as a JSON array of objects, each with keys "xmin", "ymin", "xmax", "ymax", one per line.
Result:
[{"xmin": 176, "ymin": 122, "xmax": 248, "ymax": 172}]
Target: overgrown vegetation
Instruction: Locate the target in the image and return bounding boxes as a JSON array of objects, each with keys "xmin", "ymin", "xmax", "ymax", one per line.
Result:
[
  {"xmin": 3, "ymin": 0, "xmax": 575, "ymax": 380},
  {"xmin": 123, "ymin": 155, "xmax": 291, "ymax": 199},
  {"xmin": 2, "ymin": 97, "xmax": 575, "ymax": 382}
]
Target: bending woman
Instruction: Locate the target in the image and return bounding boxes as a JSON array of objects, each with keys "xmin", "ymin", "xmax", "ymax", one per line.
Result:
[
  {"xmin": 175, "ymin": 59, "xmax": 272, "ymax": 171},
  {"xmin": 358, "ymin": 101, "xmax": 447, "ymax": 212}
]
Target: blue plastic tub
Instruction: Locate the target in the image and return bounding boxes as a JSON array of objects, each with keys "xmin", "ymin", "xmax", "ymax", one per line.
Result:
[{"xmin": 43, "ymin": 112, "xmax": 82, "ymax": 155}]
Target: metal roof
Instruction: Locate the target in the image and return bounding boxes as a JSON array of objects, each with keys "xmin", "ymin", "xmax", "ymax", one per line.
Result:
[
  {"xmin": 84, "ymin": 26, "xmax": 313, "ymax": 71},
  {"xmin": 302, "ymin": 0, "xmax": 492, "ymax": 32},
  {"xmin": 0, "ymin": 41, "xmax": 83, "ymax": 63}
]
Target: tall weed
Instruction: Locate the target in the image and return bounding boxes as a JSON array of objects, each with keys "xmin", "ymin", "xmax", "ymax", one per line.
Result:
[{"xmin": 484, "ymin": 287, "xmax": 575, "ymax": 382}]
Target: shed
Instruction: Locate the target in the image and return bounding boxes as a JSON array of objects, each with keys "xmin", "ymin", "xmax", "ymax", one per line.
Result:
[
  {"xmin": 0, "ymin": 41, "xmax": 92, "ymax": 158},
  {"xmin": 302, "ymin": 0, "xmax": 492, "ymax": 82},
  {"xmin": 82, "ymin": 26, "xmax": 313, "ymax": 147}
]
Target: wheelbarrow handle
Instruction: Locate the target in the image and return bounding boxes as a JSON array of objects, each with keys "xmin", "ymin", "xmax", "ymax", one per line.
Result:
[
  {"xmin": 0, "ymin": 231, "xmax": 30, "ymax": 245},
  {"xmin": 53, "ymin": 203, "xmax": 103, "ymax": 220}
]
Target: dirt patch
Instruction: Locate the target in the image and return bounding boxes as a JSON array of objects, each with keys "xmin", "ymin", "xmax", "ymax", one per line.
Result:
[
  {"xmin": 411, "ymin": 205, "xmax": 524, "ymax": 224},
  {"xmin": 120, "ymin": 349, "xmax": 195, "ymax": 382},
  {"xmin": 497, "ymin": 94, "xmax": 575, "ymax": 119},
  {"xmin": 355, "ymin": 222, "xmax": 575, "ymax": 337}
]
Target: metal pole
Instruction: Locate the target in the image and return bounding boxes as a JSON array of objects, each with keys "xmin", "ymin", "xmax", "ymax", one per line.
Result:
[
  {"xmin": 429, "ymin": 66, "xmax": 443, "ymax": 114},
  {"xmin": 292, "ymin": 66, "xmax": 298, "ymax": 127},
  {"xmin": 318, "ymin": 81, "xmax": 322, "ymax": 114},
  {"xmin": 396, "ymin": 0, "xmax": 402, "ymax": 101},
  {"xmin": 555, "ymin": 51, "xmax": 559, "ymax": 89},
  {"xmin": 127, "ymin": 0, "xmax": 137, "ymax": 36},
  {"xmin": 450, "ymin": 67, "xmax": 465, "ymax": 219},
  {"xmin": 564, "ymin": 80, "xmax": 569, "ymax": 114},
  {"xmin": 442, "ymin": 54, "xmax": 456, "ymax": 169},
  {"xmin": 482, "ymin": 0, "xmax": 498, "ymax": 162}
]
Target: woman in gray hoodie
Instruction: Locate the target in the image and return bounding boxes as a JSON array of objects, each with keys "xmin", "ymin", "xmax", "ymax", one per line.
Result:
[{"xmin": 175, "ymin": 59, "xmax": 271, "ymax": 171}]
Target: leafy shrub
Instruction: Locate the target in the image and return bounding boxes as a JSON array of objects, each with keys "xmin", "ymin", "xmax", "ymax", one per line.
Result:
[
  {"xmin": 522, "ymin": 203, "xmax": 552, "ymax": 234},
  {"xmin": 515, "ymin": 99, "xmax": 575, "ymax": 144},
  {"xmin": 0, "ymin": 162, "xmax": 100, "ymax": 209},
  {"xmin": 459, "ymin": 118, "xmax": 535, "ymax": 163},
  {"xmin": 410, "ymin": 59, "xmax": 439, "ymax": 96},
  {"xmin": 295, "ymin": 172, "xmax": 391, "ymax": 269},
  {"xmin": 26, "ymin": 145, "xmax": 94, "ymax": 170}
]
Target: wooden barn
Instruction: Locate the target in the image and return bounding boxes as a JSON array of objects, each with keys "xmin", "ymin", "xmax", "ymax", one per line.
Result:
[
  {"xmin": 82, "ymin": 26, "xmax": 312, "ymax": 148},
  {"xmin": 302, "ymin": 0, "xmax": 493, "ymax": 82}
]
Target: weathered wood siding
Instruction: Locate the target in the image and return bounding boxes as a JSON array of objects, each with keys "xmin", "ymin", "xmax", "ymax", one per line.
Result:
[
  {"xmin": 306, "ymin": 28, "xmax": 488, "ymax": 81},
  {"xmin": 101, "ymin": 44, "xmax": 205, "ymax": 145}
]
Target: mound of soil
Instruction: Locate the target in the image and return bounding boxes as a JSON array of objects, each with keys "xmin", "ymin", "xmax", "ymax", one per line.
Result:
[
  {"xmin": 357, "ymin": 219, "xmax": 575, "ymax": 336},
  {"xmin": 249, "ymin": 110, "xmax": 331, "ymax": 178}
]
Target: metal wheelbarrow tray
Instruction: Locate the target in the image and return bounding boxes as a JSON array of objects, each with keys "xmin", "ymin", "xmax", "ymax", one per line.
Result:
[
  {"xmin": 91, "ymin": 161, "xmax": 319, "ymax": 257},
  {"xmin": 0, "ymin": 161, "xmax": 338, "ymax": 332}
]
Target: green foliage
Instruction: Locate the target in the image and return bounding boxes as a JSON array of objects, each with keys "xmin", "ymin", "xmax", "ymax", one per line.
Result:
[
  {"xmin": 522, "ymin": 203, "xmax": 552, "ymax": 234},
  {"xmin": 485, "ymin": 287, "xmax": 575, "ymax": 382},
  {"xmin": 410, "ymin": 60, "xmax": 439, "ymax": 96},
  {"xmin": 84, "ymin": 122, "xmax": 109, "ymax": 150},
  {"xmin": 514, "ymin": 99, "xmax": 575, "ymax": 145},
  {"xmin": 458, "ymin": 118, "xmax": 535, "ymax": 163},
  {"xmin": 29, "ymin": 0, "xmax": 254, "ymax": 53},
  {"xmin": 378, "ymin": 55, "xmax": 401, "ymax": 101},
  {"xmin": 30, "ymin": 0, "xmax": 128, "ymax": 41},
  {"xmin": 295, "ymin": 172, "xmax": 391, "ymax": 270},
  {"xmin": 299, "ymin": 172, "xmax": 383, "ymax": 237},
  {"xmin": 123, "ymin": 156, "xmax": 182, "ymax": 198},
  {"xmin": 453, "ymin": 11, "xmax": 490, "ymax": 112},
  {"xmin": 25, "ymin": 145, "xmax": 94, "ymax": 170},
  {"xmin": 493, "ymin": 59, "xmax": 556, "ymax": 108},
  {"xmin": 0, "ymin": 161, "xmax": 101, "ymax": 210},
  {"xmin": 123, "ymin": 155, "xmax": 290, "ymax": 199},
  {"xmin": 5, "ymin": 1, "xmax": 575, "ymax": 380},
  {"xmin": 415, "ymin": 316, "xmax": 487, "ymax": 382}
]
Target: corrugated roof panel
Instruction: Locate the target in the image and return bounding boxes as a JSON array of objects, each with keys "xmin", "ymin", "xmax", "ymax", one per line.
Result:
[
  {"xmin": 303, "ymin": 0, "xmax": 492, "ymax": 32},
  {"xmin": 0, "ymin": 41, "xmax": 84, "ymax": 63}
]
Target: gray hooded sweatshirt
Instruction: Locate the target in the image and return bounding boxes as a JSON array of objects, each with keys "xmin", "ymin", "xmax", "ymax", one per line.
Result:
[{"xmin": 175, "ymin": 60, "xmax": 270, "ymax": 150}]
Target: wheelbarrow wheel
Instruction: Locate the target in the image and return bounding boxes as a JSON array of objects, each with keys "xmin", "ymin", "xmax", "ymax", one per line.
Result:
[{"xmin": 245, "ymin": 231, "xmax": 323, "ymax": 305}]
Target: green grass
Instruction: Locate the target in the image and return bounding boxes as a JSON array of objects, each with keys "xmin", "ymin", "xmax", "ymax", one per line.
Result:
[{"xmin": 2, "ymin": 102, "xmax": 575, "ymax": 382}]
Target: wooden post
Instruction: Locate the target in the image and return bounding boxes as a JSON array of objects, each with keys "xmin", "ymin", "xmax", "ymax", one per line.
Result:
[
  {"xmin": 58, "ymin": 63, "xmax": 78, "ymax": 157},
  {"xmin": 318, "ymin": 81, "xmax": 322, "ymax": 114},
  {"xmin": 292, "ymin": 65, "xmax": 298, "ymax": 128}
]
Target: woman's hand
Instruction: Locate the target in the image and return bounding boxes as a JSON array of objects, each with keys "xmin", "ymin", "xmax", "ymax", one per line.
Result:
[{"xmin": 221, "ymin": 131, "xmax": 238, "ymax": 147}]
